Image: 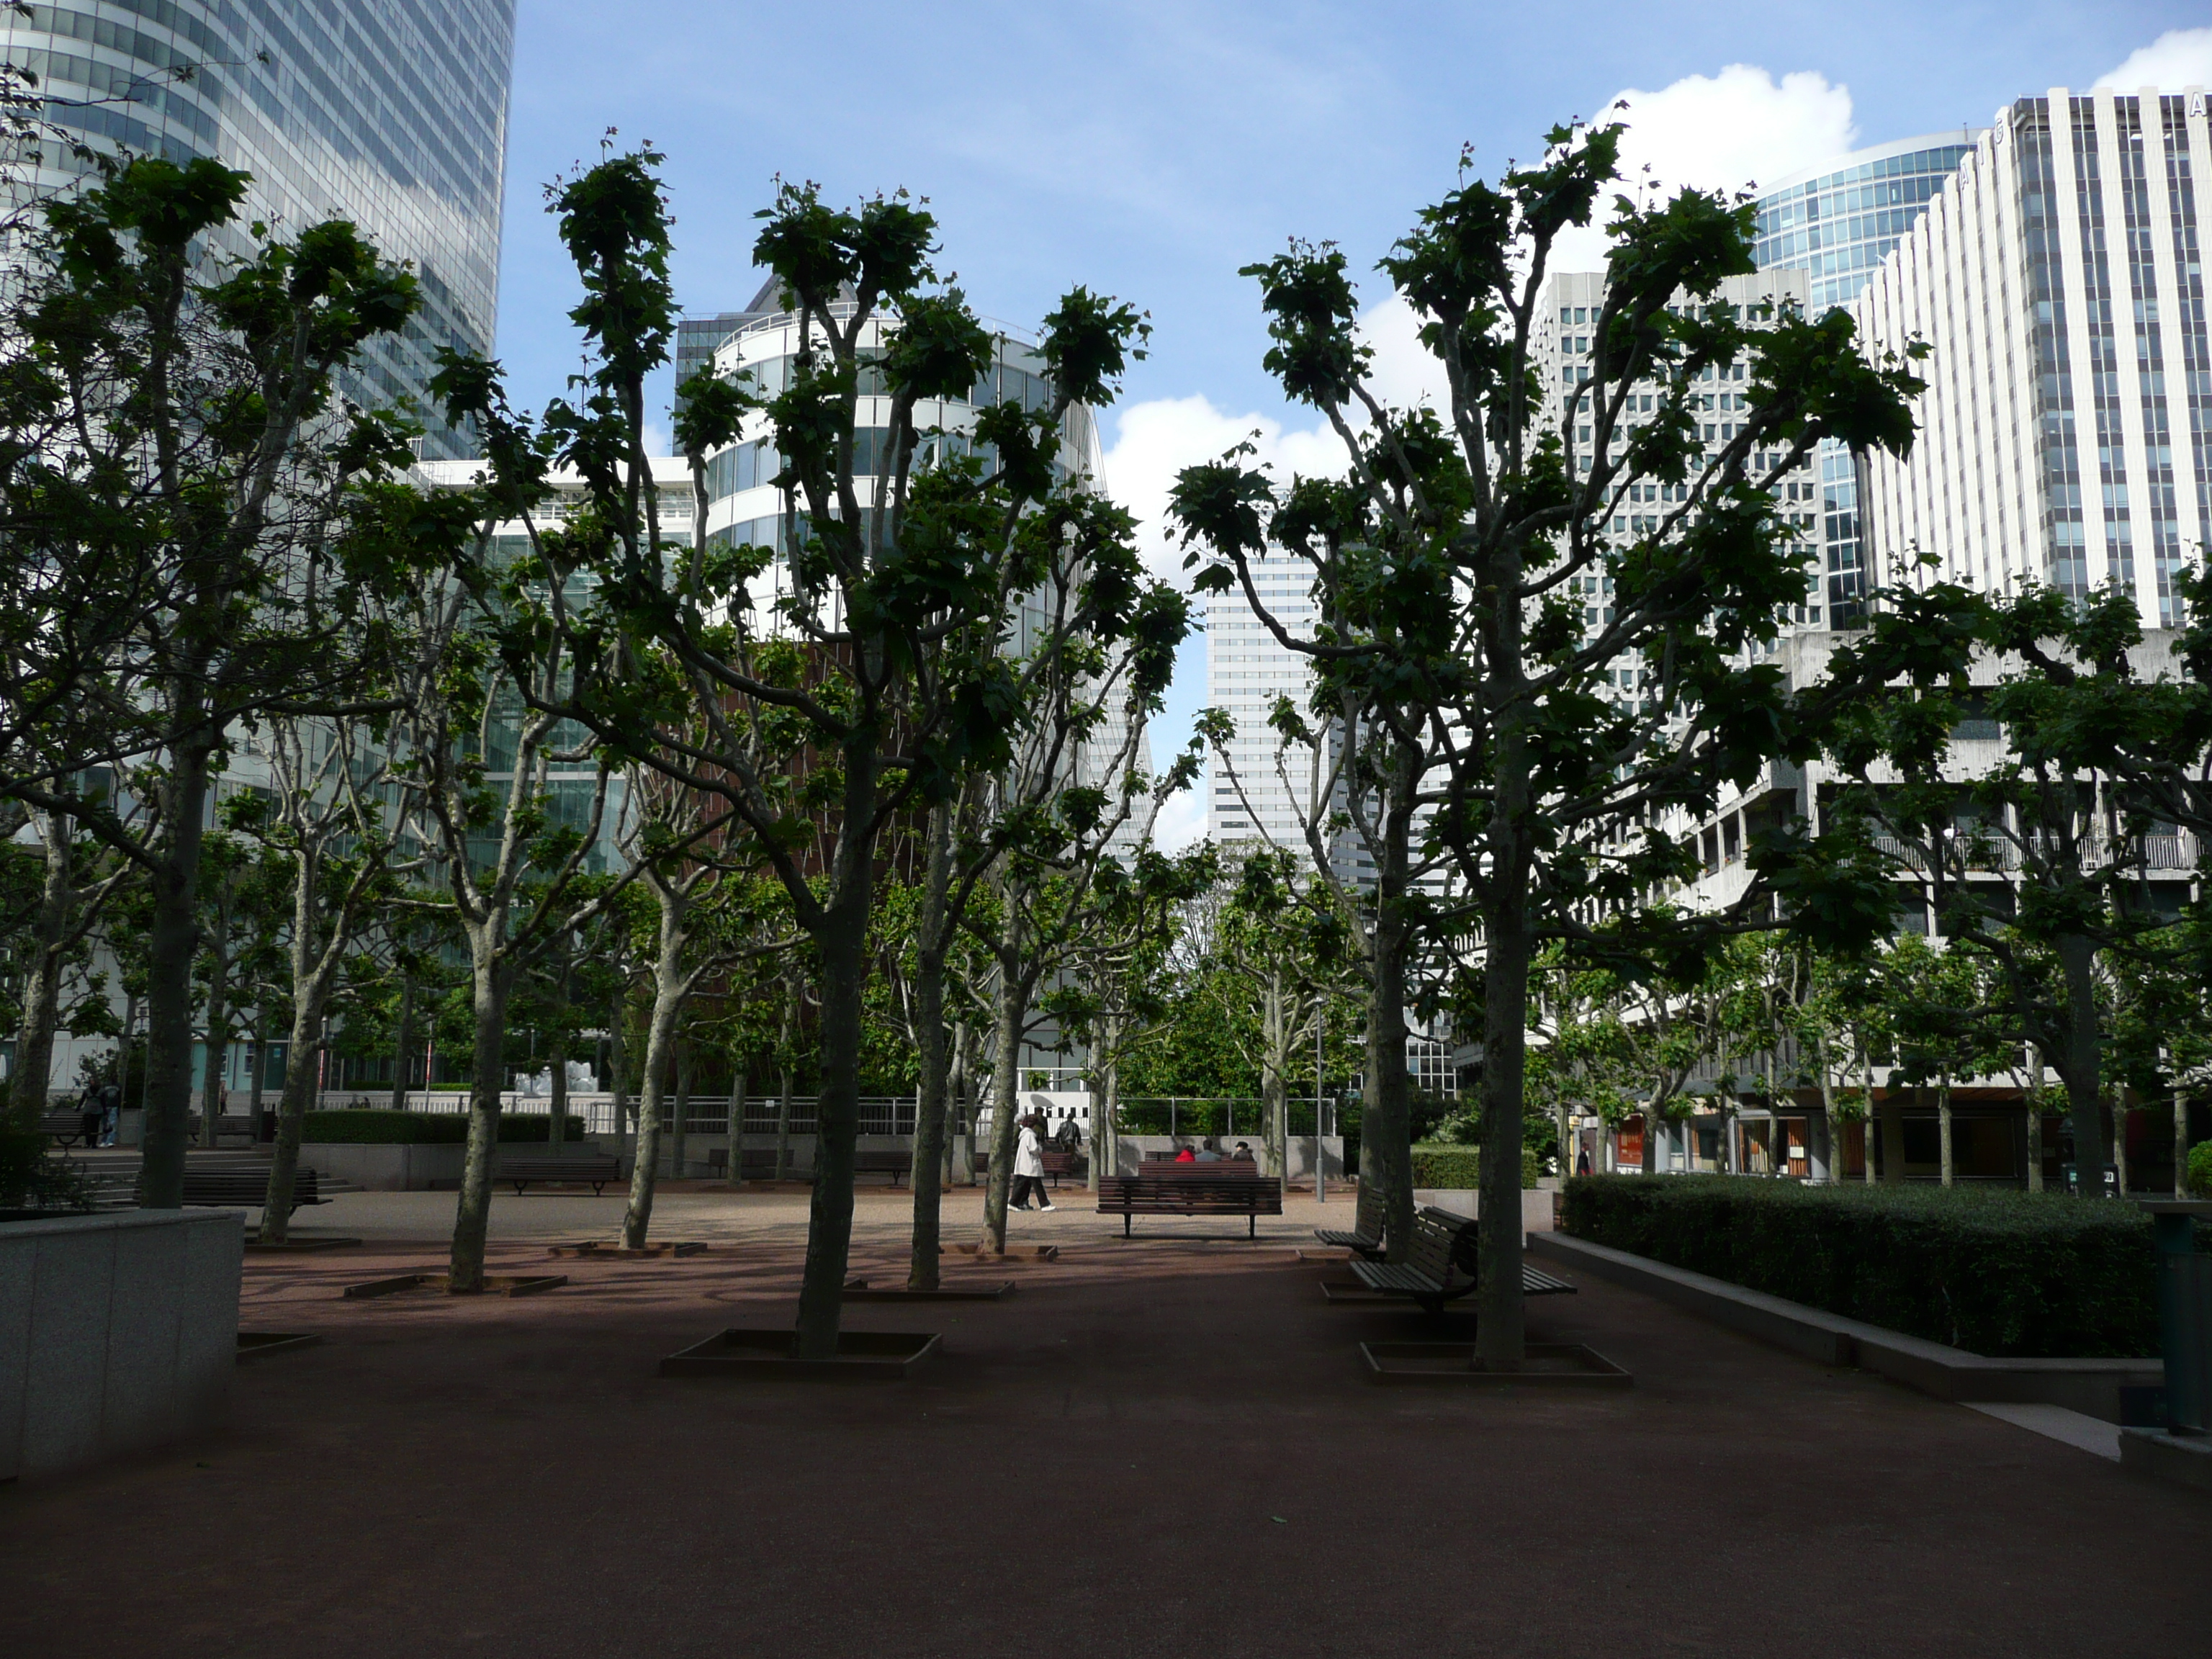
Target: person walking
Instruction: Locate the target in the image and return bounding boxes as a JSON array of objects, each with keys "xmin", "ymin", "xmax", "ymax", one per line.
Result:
[{"xmin": 1011, "ymin": 1112, "xmax": 1055, "ymax": 1213}]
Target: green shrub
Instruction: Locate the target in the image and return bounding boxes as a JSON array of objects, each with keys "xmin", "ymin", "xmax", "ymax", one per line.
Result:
[
  {"xmin": 0, "ymin": 1118, "xmax": 95, "ymax": 1213},
  {"xmin": 299, "ymin": 1110, "xmax": 586, "ymax": 1145},
  {"xmin": 1562, "ymin": 1174, "xmax": 2167, "ymax": 1358},
  {"xmin": 2190, "ymin": 1141, "xmax": 2212, "ymax": 1199},
  {"xmin": 1408, "ymin": 1143, "xmax": 1545, "ymax": 1189}
]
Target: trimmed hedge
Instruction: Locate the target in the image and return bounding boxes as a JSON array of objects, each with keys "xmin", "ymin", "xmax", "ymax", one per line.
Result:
[
  {"xmin": 1409, "ymin": 1144, "xmax": 1542, "ymax": 1190},
  {"xmin": 300, "ymin": 1110, "xmax": 587, "ymax": 1145},
  {"xmin": 1562, "ymin": 1174, "xmax": 2166, "ymax": 1358}
]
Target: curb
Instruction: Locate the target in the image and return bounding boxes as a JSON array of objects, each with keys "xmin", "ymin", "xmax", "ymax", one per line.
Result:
[{"xmin": 1528, "ymin": 1231, "xmax": 2159, "ymax": 1423}]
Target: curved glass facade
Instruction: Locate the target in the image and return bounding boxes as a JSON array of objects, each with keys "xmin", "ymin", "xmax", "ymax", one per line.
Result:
[
  {"xmin": 1754, "ymin": 135, "xmax": 1979, "ymax": 620},
  {"xmin": 2, "ymin": 1, "xmax": 514, "ymax": 459}
]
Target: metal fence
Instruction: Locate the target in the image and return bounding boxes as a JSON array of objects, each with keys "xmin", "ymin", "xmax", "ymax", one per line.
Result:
[{"xmin": 352, "ymin": 1092, "xmax": 917, "ymax": 1138}]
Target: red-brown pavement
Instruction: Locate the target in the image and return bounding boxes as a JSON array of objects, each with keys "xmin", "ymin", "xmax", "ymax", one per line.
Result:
[{"xmin": 3, "ymin": 1186, "xmax": 2207, "ymax": 1658}]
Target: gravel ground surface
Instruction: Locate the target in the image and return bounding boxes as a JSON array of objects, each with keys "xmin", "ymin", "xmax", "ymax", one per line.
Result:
[{"xmin": 4, "ymin": 1185, "xmax": 2206, "ymax": 1658}]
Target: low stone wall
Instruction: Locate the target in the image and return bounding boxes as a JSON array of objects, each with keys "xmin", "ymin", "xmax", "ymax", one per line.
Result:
[
  {"xmin": 0, "ymin": 1210, "xmax": 241, "ymax": 1481},
  {"xmin": 1529, "ymin": 1230, "xmax": 2159, "ymax": 1421},
  {"xmin": 1413, "ymin": 1188, "xmax": 1557, "ymax": 1233}
]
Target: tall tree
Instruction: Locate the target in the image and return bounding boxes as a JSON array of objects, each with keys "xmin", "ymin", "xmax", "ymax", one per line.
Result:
[
  {"xmin": 1172, "ymin": 122, "xmax": 1924, "ymax": 1368},
  {"xmin": 0, "ymin": 157, "xmax": 418, "ymax": 1202},
  {"xmin": 545, "ymin": 157, "xmax": 1177, "ymax": 1355}
]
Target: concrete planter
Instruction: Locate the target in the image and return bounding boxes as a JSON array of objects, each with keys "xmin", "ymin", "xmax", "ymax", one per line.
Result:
[
  {"xmin": 0, "ymin": 1210, "xmax": 241, "ymax": 1481},
  {"xmin": 1413, "ymin": 1188, "xmax": 1557, "ymax": 1233}
]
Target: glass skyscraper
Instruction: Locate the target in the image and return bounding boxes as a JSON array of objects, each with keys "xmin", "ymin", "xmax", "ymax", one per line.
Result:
[
  {"xmin": 1753, "ymin": 133, "xmax": 1981, "ymax": 619},
  {"xmin": 3, "ymin": 1, "xmax": 515, "ymax": 459},
  {"xmin": 1853, "ymin": 91, "xmax": 2212, "ymax": 627}
]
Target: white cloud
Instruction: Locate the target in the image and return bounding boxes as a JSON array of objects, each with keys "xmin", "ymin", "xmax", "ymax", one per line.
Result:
[
  {"xmin": 1550, "ymin": 65, "xmax": 1858, "ymax": 271},
  {"xmin": 1098, "ymin": 392, "xmax": 1347, "ymax": 583},
  {"xmin": 1099, "ymin": 297, "xmax": 1444, "ymax": 583},
  {"xmin": 1146, "ymin": 781, "xmax": 1207, "ymax": 853},
  {"xmin": 2096, "ymin": 27, "xmax": 2212, "ymax": 91}
]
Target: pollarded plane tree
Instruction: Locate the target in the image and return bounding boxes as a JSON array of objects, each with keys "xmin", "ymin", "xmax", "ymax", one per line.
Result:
[
  {"xmin": 0, "ymin": 157, "xmax": 423, "ymax": 1202},
  {"xmin": 225, "ymin": 695, "xmax": 419, "ymax": 1238},
  {"xmin": 1179, "ymin": 501, "xmax": 1452, "ymax": 1276},
  {"xmin": 1041, "ymin": 842, "xmax": 1218, "ymax": 1186},
  {"xmin": 1193, "ymin": 846, "xmax": 1358, "ymax": 1181},
  {"xmin": 1173, "ymin": 120, "xmax": 1928, "ymax": 1368},
  {"xmin": 382, "ymin": 413, "xmax": 643, "ymax": 1292},
  {"xmin": 532, "ymin": 153, "xmax": 1179, "ymax": 1353},
  {"xmin": 615, "ymin": 757, "xmax": 796, "ymax": 1250}
]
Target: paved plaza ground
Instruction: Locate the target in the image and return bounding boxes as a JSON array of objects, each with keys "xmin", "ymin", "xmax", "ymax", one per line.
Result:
[{"xmin": 4, "ymin": 1182, "xmax": 2209, "ymax": 1658}]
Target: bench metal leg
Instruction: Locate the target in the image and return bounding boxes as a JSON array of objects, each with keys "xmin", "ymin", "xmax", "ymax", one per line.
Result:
[
  {"xmin": 1124, "ymin": 1214, "xmax": 1132, "ymax": 1238},
  {"xmin": 1249, "ymin": 1214, "xmax": 1256, "ymax": 1239}
]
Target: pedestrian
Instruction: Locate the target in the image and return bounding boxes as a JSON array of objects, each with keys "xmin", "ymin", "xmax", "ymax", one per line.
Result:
[
  {"xmin": 1575, "ymin": 1146, "xmax": 1591, "ymax": 1177},
  {"xmin": 1012, "ymin": 1112, "xmax": 1055, "ymax": 1213}
]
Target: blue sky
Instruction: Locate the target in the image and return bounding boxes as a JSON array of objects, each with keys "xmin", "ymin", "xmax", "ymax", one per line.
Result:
[{"xmin": 490, "ymin": 3, "xmax": 2212, "ymax": 842}]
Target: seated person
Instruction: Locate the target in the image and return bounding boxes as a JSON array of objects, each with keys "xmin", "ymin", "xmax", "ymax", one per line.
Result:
[
  {"xmin": 1231, "ymin": 1141, "xmax": 1254, "ymax": 1163},
  {"xmin": 1194, "ymin": 1138, "xmax": 1223, "ymax": 1162},
  {"xmin": 1172, "ymin": 1142, "xmax": 1197, "ymax": 1162}
]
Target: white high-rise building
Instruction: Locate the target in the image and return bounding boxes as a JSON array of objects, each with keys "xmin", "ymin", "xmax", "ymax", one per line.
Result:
[
  {"xmin": 1534, "ymin": 267, "xmax": 1827, "ymax": 659},
  {"xmin": 1853, "ymin": 89, "xmax": 2212, "ymax": 627}
]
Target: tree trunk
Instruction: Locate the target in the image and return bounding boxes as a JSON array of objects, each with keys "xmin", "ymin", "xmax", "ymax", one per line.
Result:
[
  {"xmin": 2028, "ymin": 1088, "xmax": 2045, "ymax": 1192},
  {"xmin": 726, "ymin": 1066, "xmax": 748, "ymax": 1186},
  {"xmin": 981, "ymin": 944, "xmax": 1025, "ymax": 1255},
  {"xmin": 775, "ymin": 1065, "xmax": 794, "ymax": 1182},
  {"xmin": 446, "ymin": 951, "xmax": 513, "ymax": 1292},
  {"xmin": 949, "ymin": 1022, "xmax": 977, "ymax": 1187},
  {"xmin": 773, "ymin": 976, "xmax": 798, "ymax": 1182},
  {"xmin": 1879, "ymin": 1087, "xmax": 1907, "ymax": 1184},
  {"xmin": 2176, "ymin": 1088, "xmax": 2190, "ymax": 1200},
  {"xmin": 197, "ymin": 916, "xmax": 232, "ymax": 1148},
  {"xmin": 621, "ymin": 982, "xmax": 685, "ymax": 1249},
  {"xmin": 908, "ymin": 802, "xmax": 953, "ymax": 1291},
  {"xmin": 140, "ymin": 732, "xmax": 216, "ymax": 1210},
  {"xmin": 1858, "ymin": 1035, "xmax": 1877, "ymax": 1184},
  {"xmin": 608, "ymin": 997, "xmax": 631, "ymax": 1174},
  {"xmin": 670, "ymin": 1032, "xmax": 693, "ymax": 1180},
  {"xmin": 259, "ymin": 976, "xmax": 341, "ymax": 1244},
  {"xmin": 1364, "ymin": 873, "xmax": 1414, "ymax": 1267},
  {"xmin": 793, "ymin": 887, "xmax": 871, "ymax": 1360},
  {"xmin": 1259, "ymin": 983, "xmax": 1287, "ymax": 1180},
  {"xmin": 2112, "ymin": 1088, "xmax": 2130, "ymax": 1197},
  {"xmin": 11, "ymin": 809, "xmax": 75, "ymax": 1126},
  {"xmin": 1938, "ymin": 1067, "xmax": 1954, "ymax": 1187},
  {"xmin": 390, "ymin": 969, "xmax": 415, "ymax": 1115},
  {"xmin": 248, "ymin": 1004, "xmax": 269, "ymax": 1142},
  {"xmin": 1815, "ymin": 1030, "xmax": 1836, "ymax": 1182},
  {"xmin": 1475, "ymin": 912, "xmax": 1529, "ymax": 1372},
  {"xmin": 2053, "ymin": 933, "xmax": 2109, "ymax": 1196},
  {"xmin": 1086, "ymin": 1018, "xmax": 1112, "ymax": 1193},
  {"xmin": 548, "ymin": 1033, "xmax": 568, "ymax": 1151}
]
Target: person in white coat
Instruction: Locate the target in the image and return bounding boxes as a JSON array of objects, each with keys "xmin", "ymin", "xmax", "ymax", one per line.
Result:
[{"xmin": 1011, "ymin": 1113, "xmax": 1055, "ymax": 1213}]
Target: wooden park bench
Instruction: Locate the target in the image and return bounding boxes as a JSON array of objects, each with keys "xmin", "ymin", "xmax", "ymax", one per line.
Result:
[
  {"xmin": 1138, "ymin": 1157, "xmax": 1258, "ymax": 1177},
  {"xmin": 176, "ymin": 1167, "xmax": 322, "ymax": 1215},
  {"xmin": 853, "ymin": 1150, "xmax": 914, "ymax": 1185},
  {"xmin": 1348, "ymin": 1205, "xmax": 1577, "ymax": 1316},
  {"xmin": 493, "ymin": 1155, "xmax": 621, "ymax": 1195},
  {"xmin": 40, "ymin": 1110, "xmax": 100, "ymax": 1148},
  {"xmin": 968, "ymin": 1148, "xmax": 1084, "ymax": 1186},
  {"xmin": 1096, "ymin": 1170, "xmax": 1282, "ymax": 1238},
  {"xmin": 1313, "ymin": 1179, "xmax": 1388, "ymax": 1259}
]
